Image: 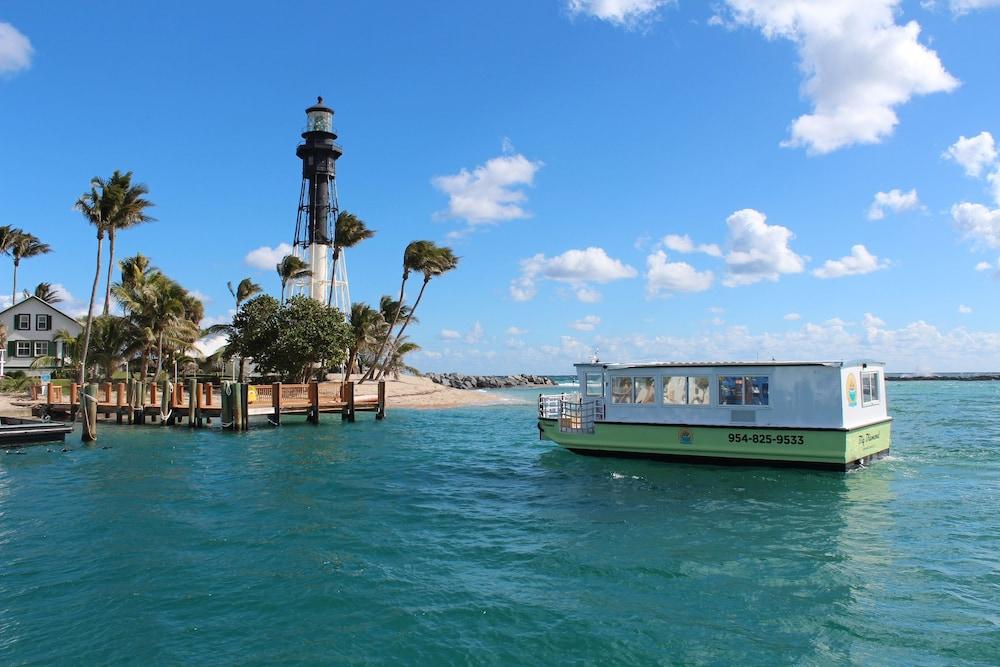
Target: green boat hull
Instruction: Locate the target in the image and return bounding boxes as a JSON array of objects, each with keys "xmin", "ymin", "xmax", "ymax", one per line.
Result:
[{"xmin": 538, "ymin": 418, "xmax": 892, "ymax": 470}]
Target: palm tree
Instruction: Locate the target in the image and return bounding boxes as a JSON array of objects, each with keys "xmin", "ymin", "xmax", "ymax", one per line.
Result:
[
  {"xmin": 328, "ymin": 211, "xmax": 374, "ymax": 307},
  {"xmin": 0, "ymin": 226, "xmax": 17, "ymax": 296},
  {"xmin": 33, "ymin": 282, "xmax": 61, "ymax": 304},
  {"xmin": 119, "ymin": 253, "xmax": 154, "ymax": 289},
  {"xmin": 276, "ymin": 254, "xmax": 311, "ymax": 304},
  {"xmin": 87, "ymin": 316, "xmax": 142, "ymax": 379},
  {"xmin": 114, "ymin": 273, "xmax": 200, "ymax": 379},
  {"xmin": 9, "ymin": 231, "xmax": 51, "ymax": 304},
  {"xmin": 378, "ymin": 295, "xmax": 416, "ymax": 329},
  {"xmin": 381, "ymin": 337, "xmax": 421, "ymax": 379},
  {"xmin": 74, "ymin": 182, "xmax": 114, "ymax": 385},
  {"xmin": 228, "ymin": 278, "xmax": 262, "ymax": 310},
  {"xmin": 345, "ymin": 302, "xmax": 385, "ymax": 382},
  {"xmin": 101, "ymin": 171, "xmax": 155, "ymax": 316},
  {"xmin": 375, "ymin": 243, "xmax": 458, "ymax": 380},
  {"xmin": 362, "ymin": 240, "xmax": 435, "ymax": 382}
]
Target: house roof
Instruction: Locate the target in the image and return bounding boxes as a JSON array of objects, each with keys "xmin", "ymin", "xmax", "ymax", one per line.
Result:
[{"xmin": 0, "ymin": 295, "xmax": 82, "ymax": 325}]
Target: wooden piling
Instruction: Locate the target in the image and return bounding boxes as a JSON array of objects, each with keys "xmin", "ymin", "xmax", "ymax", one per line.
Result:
[
  {"xmin": 82, "ymin": 383, "xmax": 98, "ymax": 442},
  {"xmin": 272, "ymin": 382, "xmax": 282, "ymax": 426},
  {"xmin": 342, "ymin": 381, "xmax": 355, "ymax": 422},
  {"xmin": 233, "ymin": 383, "xmax": 244, "ymax": 431},
  {"xmin": 70, "ymin": 383, "xmax": 80, "ymax": 422},
  {"xmin": 160, "ymin": 380, "xmax": 171, "ymax": 425},
  {"xmin": 308, "ymin": 381, "xmax": 319, "ymax": 423},
  {"xmin": 187, "ymin": 379, "xmax": 197, "ymax": 427},
  {"xmin": 376, "ymin": 380, "xmax": 386, "ymax": 420},
  {"xmin": 195, "ymin": 381, "xmax": 205, "ymax": 428}
]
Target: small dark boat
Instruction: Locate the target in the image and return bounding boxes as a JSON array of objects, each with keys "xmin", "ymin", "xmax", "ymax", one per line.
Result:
[{"xmin": 0, "ymin": 416, "xmax": 73, "ymax": 447}]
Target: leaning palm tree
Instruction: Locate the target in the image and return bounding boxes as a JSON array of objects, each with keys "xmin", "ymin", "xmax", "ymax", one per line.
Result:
[
  {"xmin": 33, "ymin": 282, "xmax": 61, "ymax": 304},
  {"xmin": 9, "ymin": 231, "xmax": 51, "ymax": 304},
  {"xmin": 381, "ymin": 337, "xmax": 421, "ymax": 379},
  {"xmin": 101, "ymin": 171, "xmax": 155, "ymax": 316},
  {"xmin": 0, "ymin": 226, "xmax": 17, "ymax": 295},
  {"xmin": 375, "ymin": 244, "xmax": 458, "ymax": 380},
  {"xmin": 228, "ymin": 277, "xmax": 262, "ymax": 310},
  {"xmin": 361, "ymin": 240, "xmax": 435, "ymax": 382},
  {"xmin": 276, "ymin": 254, "xmax": 311, "ymax": 304},
  {"xmin": 345, "ymin": 302, "xmax": 386, "ymax": 382},
  {"xmin": 74, "ymin": 183, "xmax": 112, "ymax": 385},
  {"xmin": 328, "ymin": 211, "xmax": 374, "ymax": 308}
]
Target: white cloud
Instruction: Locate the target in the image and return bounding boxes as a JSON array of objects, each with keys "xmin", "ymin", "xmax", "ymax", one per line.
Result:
[
  {"xmin": 662, "ymin": 234, "xmax": 722, "ymax": 257},
  {"xmin": 506, "ymin": 326, "xmax": 528, "ymax": 336},
  {"xmin": 943, "ymin": 131, "xmax": 997, "ymax": 177},
  {"xmin": 432, "ymin": 152, "xmax": 543, "ymax": 231},
  {"xmin": 958, "ymin": 304, "xmax": 973, "ymax": 314},
  {"xmin": 187, "ymin": 290, "xmax": 212, "ymax": 304},
  {"xmin": 974, "ymin": 261, "xmax": 993, "ymax": 271},
  {"xmin": 709, "ymin": 306, "xmax": 725, "ymax": 314},
  {"xmin": 0, "ymin": 23, "xmax": 33, "ymax": 76},
  {"xmin": 723, "ymin": 209, "xmax": 806, "ymax": 286},
  {"xmin": 863, "ymin": 312, "xmax": 886, "ymax": 328},
  {"xmin": 950, "ymin": 0, "xmax": 1000, "ymax": 14},
  {"xmin": 566, "ymin": 0, "xmax": 671, "ymax": 27},
  {"xmin": 867, "ymin": 188, "xmax": 921, "ymax": 220},
  {"xmin": 784, "ymin": 312, "xmax": 801, "ymax": 321},
  {"xmin": 575, "ymin": 286, "xmax": 603, "ymax": 303},
  {"xmin": 245, "ymin": 243, "xmax": 293, "ymax": 270},
  {"xmin": 645, "ymin": 250, "xmax": 714, "ymax": 297},
  {"xmin": 721, "ymin": 1, "xmax": 958, "ymax": 154},
  {"xmin": 988, "ymin": 169, "xmax": 1000, "ymax": 207},
  {"xmin": 813, "ymin": 244, "xmax": 889, "ymax": 279},
  {"xmin": 465, "ymin": 321, "xmax": 485, "ymax": 344},
  {"xmin": 510, "ymin": 247, "xmax": 637, "ymax": 302},
  {"xmin": 951, "ymin": 202, "xmax": 1000, "ymax": 249},
  {"xmin": 439, "ymin": 329, "xmax": 462, "ymax": 340},
  {"xmin": 570, "ymin": 315, "xmax": 602, "ymax": 332}
]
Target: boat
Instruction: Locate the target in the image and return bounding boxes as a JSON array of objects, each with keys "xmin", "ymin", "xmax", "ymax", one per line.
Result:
[
  {"xmin": 0, "ymin": 416, "xmax": 73, "ymax": 447},
  {"xmin": 538, "ymin": 360, "xmax": 891, "ymax": 470}
]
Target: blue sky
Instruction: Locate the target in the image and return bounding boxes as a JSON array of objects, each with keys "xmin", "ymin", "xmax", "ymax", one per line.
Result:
[{"xmin": 2, "ymin": 0, "xmax": 1000, "ymax": 373}]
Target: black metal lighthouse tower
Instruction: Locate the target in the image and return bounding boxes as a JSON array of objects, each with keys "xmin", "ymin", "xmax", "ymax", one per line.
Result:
[{"xmin": 290, "ymin": 96, "xmax": 347, "ymax": 306}]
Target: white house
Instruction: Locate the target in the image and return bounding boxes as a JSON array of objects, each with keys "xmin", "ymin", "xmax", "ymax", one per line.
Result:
[{"xmin": 0, "ymin": 296, "xmax": 83, "ymax": 377}]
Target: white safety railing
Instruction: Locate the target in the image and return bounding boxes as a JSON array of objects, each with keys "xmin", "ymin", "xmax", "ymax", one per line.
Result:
[{"xmin": 538, "ymin": 393, "xmax": 604, "ymax": 434}]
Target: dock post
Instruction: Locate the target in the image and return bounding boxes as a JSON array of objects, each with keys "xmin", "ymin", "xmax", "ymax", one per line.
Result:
[
  {"xmin": 204, "ymin": 383, "xmax": 213, "ymax": 425},
  {"xmin": 377, "ymin": 381, "xmax": 386, "ymax": 420},
  {"xmin": 116, "ymin": 382, "xmax": 126, "ymax": 424},
  {"xmin": 187, "ymin": 379, "xmax": 197, "ymax": 427},
  {"xmin": 159, "ymin": 380, "xmax": 170, "ymax": 425},
  {"xmin": 232, "ymin": 383, "xmax": 244, "ymax": 431},
  {"xmin": 308, "ymin": 381, "xmax": 319, "ymax": 424},
  {"xmin": 149, "ymin": 382, "xmax": 157, "ymax": 423},
  {"xmin": 242, "ymin": 383, "xmax": 250, "ymax": 430},
  {"xmin": 195, "ymin": 381, "xmax": 204, "ymax": 428},
  {"xmin": 220, "ymin": 382, "xmax": 231, "ymax": 429},
  {"xmin": 272, "ymin": 382, "xmax": 282, "ymax": 426},
  {"xmin": 46, "ymin": 382, "xmax": 55, "ymax": 410},
  {"xmin": 82, "ymin": 383, "xmax": 98, "ymax": 442},
  {"xmin": 137, "ymin": 381, "xmax": 146, "ymax": 425},
  {"xmin": 342, "ymin": 381, "xmax": 355, "ymax": 422},
  {"xmin": 70, "ymin": 383, "xmax": 80, "ymax": 422}
]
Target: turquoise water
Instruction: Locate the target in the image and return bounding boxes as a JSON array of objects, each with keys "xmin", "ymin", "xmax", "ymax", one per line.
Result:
[{"xmin": 1, "ymin": 381, "xmax": 998, "ymax": 665}]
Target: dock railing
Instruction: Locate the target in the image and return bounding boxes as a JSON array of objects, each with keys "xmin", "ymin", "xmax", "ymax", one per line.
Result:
[{"xmin": 538, "ymin": 393, "xmax": 604, "ymax": 434}]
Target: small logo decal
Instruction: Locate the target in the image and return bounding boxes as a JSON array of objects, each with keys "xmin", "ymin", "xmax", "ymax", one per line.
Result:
[
  {"xmin": 678, "ymin": 429, "xmax": 693, "ymax": 445},
  {"xmin": 846, "ymin": 374, "xmax": 858, "ymax": 407}
]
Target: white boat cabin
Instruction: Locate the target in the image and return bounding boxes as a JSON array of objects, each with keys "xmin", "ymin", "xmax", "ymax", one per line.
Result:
[{"xmin": 571, "ymin": 361, "xmax": 888, "ymax": 430}]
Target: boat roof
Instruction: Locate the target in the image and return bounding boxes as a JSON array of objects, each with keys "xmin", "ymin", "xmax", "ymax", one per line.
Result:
[{"xmin": 575, "ymin": 360, "xmax": 885, "ymax": 370}]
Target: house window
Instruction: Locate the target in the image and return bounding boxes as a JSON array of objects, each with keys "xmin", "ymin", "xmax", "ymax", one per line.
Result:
[
  {"xmin": 33, "ymin": 341, "xmax": 49, "ymax": 357},
  {"xmin": 36, "ymin": 314, "xmax": 51, "ymax": 331},
  {"xmin": 15, "ymin": 314, "xmax": 30, "ymax": 330},
  {"xmin": 585, "ymin": 372, "xmax": 603, "ymax": 397},
  {"xmin": 633, "ymin": 377, "xmax": 656, "ymax": 404},
  {"xmin": 16, "ymin": 341, "xmax": 31, "ymax": 357},
  {"xmin": 718, "ymin": 375, "xmax": 770, "ymax": 406},
  {"xmin": 861, "ymin": 371, "xmax": 881, "ymax": 406}
]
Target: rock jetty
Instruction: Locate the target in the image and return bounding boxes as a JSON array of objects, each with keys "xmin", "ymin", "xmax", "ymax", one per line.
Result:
[{"xmin": 424, "ymin": 373, "xmax": 557, "ymax": 390}]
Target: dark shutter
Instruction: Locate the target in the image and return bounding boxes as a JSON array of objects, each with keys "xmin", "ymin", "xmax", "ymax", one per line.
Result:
[{"xmin": 6, "ymin": 341, "xmax": 15, "ymax": 357}]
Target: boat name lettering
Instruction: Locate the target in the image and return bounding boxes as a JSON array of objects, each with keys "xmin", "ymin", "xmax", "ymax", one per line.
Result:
[
  {"xmin": 727, "ymin": 432, "xmax": 805, "ymax": 445},
  {"xmin": 856, "ymin": 432, "xmax": 880, "ymax": 445}
]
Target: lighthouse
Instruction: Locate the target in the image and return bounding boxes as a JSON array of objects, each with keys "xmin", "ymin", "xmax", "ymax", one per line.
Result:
[{"xmin": 289, "ymin": 97, "xmax": 349, "ymax": 309}]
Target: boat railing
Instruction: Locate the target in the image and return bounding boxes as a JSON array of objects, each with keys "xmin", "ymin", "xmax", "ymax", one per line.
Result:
[{"xmin": 538, "ymin": 393, "xmax": 603, "ymax": 434}]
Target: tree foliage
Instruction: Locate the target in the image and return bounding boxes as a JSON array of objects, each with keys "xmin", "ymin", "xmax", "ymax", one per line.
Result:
[{"xmin": 231, "ymin": 295, "xmax": 350, "ymax": 382}]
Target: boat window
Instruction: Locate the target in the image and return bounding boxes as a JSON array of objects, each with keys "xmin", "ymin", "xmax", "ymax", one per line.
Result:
[
  {"xmin": 663, "ymin": 376, "xmax": 687, "ymax": 405},
  {"xmin": 611, "ymin": 377, "xmax": 633, "ymax": 404},
  {"xmin": 633, "ymin": 377, "xmax": 656, "ymax": 404},
  {"xmin": 585, "ymin": 373, "xmax": 604, "ymax": 397},
  {"xmin": 718, "ymin": 376, "xmax": 745, "ymax": 405},
  {"xmin": 861, "ymin": 371, "xmax": 880, "ymax": 406},
  {"xmin": 688, "ymin": 376, "xmax": 710, "ymax": 405},
  {"xmin": 745, "ymin": 376, "xmax": 769, "ymax": 405}
]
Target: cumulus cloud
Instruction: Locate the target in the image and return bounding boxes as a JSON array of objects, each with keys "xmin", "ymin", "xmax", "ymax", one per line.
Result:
[
  {"xmin": 950, "ymin": 0, "xmax": 1000, "ymax": 14},
  {"xmin": 863, "ymin": 312, "xmax": 886, "ymax": 328},
  {"xmin": 245, "ymin": 242, "xmax": 293, "ymax": 270},
  {"xmin": 566, "ymin": 0, "xmax": 671, "ymax": 27},
  {"xmin": 867, "ymin": 188, "xmax": 921, "ymax": 220},
  {"xmin": 570, "ymin": 315, "xmax": 602, "ymax": 332},
  {"xmin": 813, "ymin": 244, "xmax": 889, "ymax": 278},
  {"xmin": 951, "ymin": 202, "xmax": 1000, "ymax": 249},
  {"xmin": 974, "ymin": 261, "xmax": 993, "ymax": 271},
  {"xmin": 439, "ymin": 329, "xmax": 462, "ymax": 340},
  {"xmin": 721, "ymin": 1, "xmax": 958, "ymax": 154},
  {"xmin": 506, "ymin": 326, "xmax": 528, "ymax": 336},
  {"xmin": 958, "ymin": 304, "xmax": 973, "ymax": 314},
  {"xmin": 465, "ymin": 321, "xmax": 485, "ymax": 344},
  {"xmin": 662, "ymin": 234, "xmax": 722, "ymax": 257},
  {"xmin": 0, "ymin": 23, "xmax": 33, "ymax": 76},
  {"xmin": 723, "ymin": 209, "xmax": 806, "ymax": 286},
  {"xmin": 432, "ymin": 151, "xmax": 543, "ymax": 232},
  {"xmin": 784, "ymin": 312, "xmax": 801, "ymax": 321},
  {"xmin": 645, "ymin": 250, "xmax": 714, "ymax": 297},
  {"xmin": 509, "ymin": 247, "xmax": 637, "ymax": 302},
  {"xmin": 944, "ymin": 131, "xmax": 997, "ymax": 177}
]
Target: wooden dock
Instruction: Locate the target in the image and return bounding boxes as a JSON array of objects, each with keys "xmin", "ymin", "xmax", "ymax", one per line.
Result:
[{"xmin": 31, "ymin": 380, "xmax": 386, "ymax": 429}]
